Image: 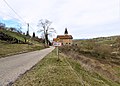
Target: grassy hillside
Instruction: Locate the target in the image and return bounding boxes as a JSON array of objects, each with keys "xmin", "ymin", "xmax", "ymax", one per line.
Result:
[
  {"xmin": 13, "ymin": 49, "xmax": 120, "ymax": 86},
  {"xmin": 0, "ymin": 29, "xmax": 27, "ymax": 43},
  {"xmin": 73, "ymin": 36, "xmax": 120, "ymax": 64},
  {"xmin": 0, "ymin": 40, "xmax": 44, "ymax": 58},
  {"xmin": 0, "ymin": 29, "xmax": 44, "ymax": 58},
  {"xmin": 59, "ymin": 36, "xmax": 120, "ymax": 85}
]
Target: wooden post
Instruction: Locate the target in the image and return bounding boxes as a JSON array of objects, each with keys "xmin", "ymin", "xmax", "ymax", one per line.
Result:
[
  {"xmin": 56, "ymin": 46, "xmax": 59, "ymax": 61},
  {"xmin": 53, "ymin": 41, "xmax": 61, "ymax": 61}
]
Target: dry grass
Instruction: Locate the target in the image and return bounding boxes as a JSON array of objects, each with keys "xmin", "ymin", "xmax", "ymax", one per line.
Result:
[
  {"xmin": 13, "ymin": 50, "xmax": 82, "ymax": 86},
  {"xmin": 59, "ymin": 45, "xmax": 120, "ymax": 85},
  {"xmin": 13, "ymin": 49, "xmax": 120, "ymax": 86}
]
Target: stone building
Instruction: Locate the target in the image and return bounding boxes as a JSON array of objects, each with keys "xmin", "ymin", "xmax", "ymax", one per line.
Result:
[{"xmin": 55, "ymin": 28, "xmax": 73, "ymax": 45}]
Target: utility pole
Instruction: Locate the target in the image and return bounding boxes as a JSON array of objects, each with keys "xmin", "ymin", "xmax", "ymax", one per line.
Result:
[{"xmin": 26, "ymin": 23, "xmax": 29, "ymax": 36}]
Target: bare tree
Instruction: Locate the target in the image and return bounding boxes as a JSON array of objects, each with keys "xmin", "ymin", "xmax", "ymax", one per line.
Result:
[{"xmin": 37, "ymin": 19, "xmax": 56, "ymax": 46}]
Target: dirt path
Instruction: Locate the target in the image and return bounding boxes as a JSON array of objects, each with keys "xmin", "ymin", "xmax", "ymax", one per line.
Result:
[{"xmin": 0, "ymin": 47, "xmax": 55, "ymax": 86}]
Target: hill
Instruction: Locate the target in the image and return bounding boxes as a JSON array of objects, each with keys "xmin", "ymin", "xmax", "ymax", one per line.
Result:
[
  {"xmin": 0, "ymin": 29, "xmax": 26, "ymax": 43},
  {"xmin": 0, "ymin": 28, "xmax": 44, "ymax": 58},
  {"xmin": 73, "ymin": 35, "xmax": 120, "ymax": 64}
]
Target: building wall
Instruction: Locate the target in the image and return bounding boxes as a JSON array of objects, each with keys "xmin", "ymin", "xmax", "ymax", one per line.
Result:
[{"xmin": 60, "ymin": 39, "xmax": 73, "ymax": 45}]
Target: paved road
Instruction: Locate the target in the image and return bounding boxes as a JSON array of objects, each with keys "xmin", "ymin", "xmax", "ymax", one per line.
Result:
[{"xmin": 0, "ymin": 47, "xmax": 55, "ymax": 86}]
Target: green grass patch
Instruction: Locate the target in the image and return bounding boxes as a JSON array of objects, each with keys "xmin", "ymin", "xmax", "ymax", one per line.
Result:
[
  {"xmin": 0, "ymin": 41, "xmax": 44, "ymax": 58},
  {"xmin": 1, "ymin": 29, "xmax": 26, "ymax": 42}
]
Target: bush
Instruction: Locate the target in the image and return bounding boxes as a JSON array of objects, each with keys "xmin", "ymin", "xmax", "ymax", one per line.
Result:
[{"xmin": 92, "ymin": 44, "xmax": 112, "ymax": 59}]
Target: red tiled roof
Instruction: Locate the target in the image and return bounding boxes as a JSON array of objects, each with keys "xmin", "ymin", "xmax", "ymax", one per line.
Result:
[{"xmin": 57, "ymin": 35, "xmax": 73, "ymax": 39}]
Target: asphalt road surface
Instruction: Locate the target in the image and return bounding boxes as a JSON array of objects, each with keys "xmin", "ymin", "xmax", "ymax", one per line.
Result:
[{"xmin": 0, "ymin": 47, "xmax": 55, "ymax": 86}]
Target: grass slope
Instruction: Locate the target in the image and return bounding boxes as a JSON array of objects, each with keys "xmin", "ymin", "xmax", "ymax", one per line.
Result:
[
  {"xmin": 0, "ymin": 29, "xmax": 45, "ymax": 58},
  {"xmin": 0, "ymin": 40, "xmax": 44, "ymax": 58},
  {"xmin": 0, "ymin": 41, "xmax": 44, "ymax": 58},
  {"xmin": 0, "ymin": 29, "xmax": 26, "ymax": 42},
  {"xmin": 13, "ymin": 49, "xmax": 119, "ymax": 86},
  {"xmin": 13, "ymin": 50, "xmax": 82, "ymax": 86}
]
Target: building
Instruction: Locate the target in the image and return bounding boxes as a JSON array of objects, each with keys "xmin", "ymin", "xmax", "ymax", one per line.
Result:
[{"xmin": 55, "ymin": 28, "xmax": 73, "ymax": 45}]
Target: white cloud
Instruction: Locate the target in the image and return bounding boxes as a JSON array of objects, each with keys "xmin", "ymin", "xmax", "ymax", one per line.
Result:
[{"xmin": 0, "ymin": 0, "xmax": 119, "ymax": 39}]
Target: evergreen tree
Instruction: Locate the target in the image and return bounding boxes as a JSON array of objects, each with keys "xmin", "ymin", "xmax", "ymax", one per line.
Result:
[
  {"xmin": 64, "ymin": 28, "xmax": 68, "ymax": 35},
  {"xmin": 33, "ymin": 32, "xmax": 35, "ymax": 37}
]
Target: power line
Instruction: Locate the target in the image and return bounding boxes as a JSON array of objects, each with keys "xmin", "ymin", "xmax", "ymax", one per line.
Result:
[
  {"xmin": 2, "ymin": 0, "xmax": 26, "ymax": 24},
  {"xmin": 2, "ymin": 0, "xmax": 34, "ymax": 31},
  {"xmin": 0, "ymin": 12, "xmax": 21, "ymax": 22}
]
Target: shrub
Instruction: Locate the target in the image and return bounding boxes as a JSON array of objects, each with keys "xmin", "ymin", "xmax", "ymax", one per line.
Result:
[{"xmin": 93, "ymin": 44, "xmax": 112, "ymax": 59}]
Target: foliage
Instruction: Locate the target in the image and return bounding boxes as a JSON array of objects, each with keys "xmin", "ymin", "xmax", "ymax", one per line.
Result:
[{"xmin": 93, "ymin": 44, "xmax": 112, "ymax": 59}]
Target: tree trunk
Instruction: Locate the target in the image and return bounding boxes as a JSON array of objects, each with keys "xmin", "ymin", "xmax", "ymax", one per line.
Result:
[{"xmin": 44, "ymin": 30, "xmax": 47, "ymax": 47}]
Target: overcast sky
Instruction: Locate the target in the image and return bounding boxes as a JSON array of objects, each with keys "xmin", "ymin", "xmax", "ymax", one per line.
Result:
[{"xmin": 0, "ymin": 0, "xmax": 120, "ymax": 39}]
